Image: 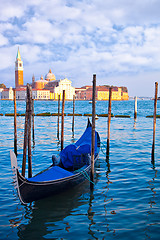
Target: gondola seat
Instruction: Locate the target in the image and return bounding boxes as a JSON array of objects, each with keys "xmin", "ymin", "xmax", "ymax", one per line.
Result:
[{"xmin": 27, "ymin": 166, "xmax": 74, "ymax": 182}]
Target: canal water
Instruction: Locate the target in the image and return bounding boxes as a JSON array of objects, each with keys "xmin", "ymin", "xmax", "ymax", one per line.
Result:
[{"xmin": 0, "ymin": 100, "xmax": 160, "ymax": 240}]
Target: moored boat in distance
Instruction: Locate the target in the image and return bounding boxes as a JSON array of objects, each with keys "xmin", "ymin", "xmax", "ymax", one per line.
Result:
[
  {"xmin": 10, "ymin": 119, "xmax": 100, "ymax": 204},
  {"xmin": 89, "ymin": 100, "xmax": 97, "ymax": 103}
]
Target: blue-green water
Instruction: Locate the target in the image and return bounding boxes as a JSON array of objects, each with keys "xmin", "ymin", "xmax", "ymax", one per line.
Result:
[{"xmin": 0, "ymin": 100, "xmax": 160, "ymax": 240}]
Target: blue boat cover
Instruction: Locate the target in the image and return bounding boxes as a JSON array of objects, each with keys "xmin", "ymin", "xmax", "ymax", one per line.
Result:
[
  {"xmin": 60, "ymin": 126, "xmax": 99, "ymax": 169},
  {"xmin": 28, "ymin": 166, "xmax": 74, "ymax": 182},
  {"xmin": 26, "ymin": 123, "xmax": 99, "ymax": 183}
]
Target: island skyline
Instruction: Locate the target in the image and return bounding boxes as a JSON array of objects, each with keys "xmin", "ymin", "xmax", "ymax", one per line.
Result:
[{"xmin": 0, "ymin": 0, "xmax": 160, "ymax": 97}]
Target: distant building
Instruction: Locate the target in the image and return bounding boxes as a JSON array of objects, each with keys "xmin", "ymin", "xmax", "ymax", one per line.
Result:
[
  {"xmin": 97, "ymin": 86, "xmax": 109, "ymax": 100},
  {"xmin": 1, "ymin": 48, "xmax": 129, "ymax": 101},
  {"xmin": 1, "ymin": 48, "xmax": 75, "ymax": 100},
  {"xmin": 45, "ymin": 69, "xmax": 56, "ymax": 81},
  {"xmin": 1, "ymin": 87, "xmax": 13, "ymax": 100},
  {"xmin": 75, "ymin": 85, "xmax": 129, "ymax": 100},
  {"xmin": 120, "ymin": 87, "xmax": 129, "ymax": 100},
  {"xmin": 53, "ymin": 78, "xmax": 75, "ymax": 100},
  {"xmin": 32, "ymin": 69, "xmax": 75, "ymax": 100},
  {"xmin": 32, "ymin": 76, "xmax": 48, "ymax": 90},
  {"xmin": 15, "ymin": 87, "xmax": 50, "ymax": 100},
  {"xmin": 75, "ymin": 86, "xmax": 92, "ymax": 100},
  {"xmin": 33, "ymin": 89, "xmax": 50, "ymax": 100},
  {"xmin": 15, "ymin": 87, "xmax": 26, "ymax": 99},
  {"xmin": 0, "ymin": 88, "xmax": 3, "ymax": 99},
  {"xmin": 111, "ymin": 87, "xmax": 122, "ymax": 100}
]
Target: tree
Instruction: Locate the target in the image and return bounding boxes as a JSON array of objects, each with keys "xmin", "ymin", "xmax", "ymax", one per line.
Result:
[{"xmin": 0, "ymin": 83, "xmax": 6, "ymax": 89}]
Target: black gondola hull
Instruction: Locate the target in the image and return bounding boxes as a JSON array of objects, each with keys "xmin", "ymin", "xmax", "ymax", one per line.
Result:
[{"xmin": 17, "ymin": 165, "xmax": 92, "ymax": 204}]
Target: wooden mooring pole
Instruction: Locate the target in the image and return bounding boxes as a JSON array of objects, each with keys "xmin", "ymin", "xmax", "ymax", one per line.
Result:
[
  {"xmin": 72, "ymin": 95, "xmax": 75, "ymax": 136},
  {"xmin": 151, "ymin": 82, "xmax": 158, "ymax": 164},
  {"xmin": 28, "ymin": 84, "xmax": 32, "ymax": 178},
  {"xmin": 22, "ymin": 86, "xmax": 29, "ymax": 177},
  {"xmin": 22, "ymin": 84, "xmax": 33, "ymax": 177},
  {"xmin": 32, "ymin": 99, "xmax": 35, "ymax": 143},
  {"xmin": 61, "ymin": 90, "xmax": 65, "ymax": 151},
  {"xmin": 106, "ymin": 87, "xmax": 112, "ymax": 158},
  {"xmin": 22, "ymin": 100, "xmax": 28, "ymax": 176},
  {"xmin": 134, "ymin": 96, "xmax": 137, "ymax": 119},
  {"xmin": 90, "ymin": 74, "xmax": 96, "ymax": 189},
  {"xmin": 57, "ymin": 94, "xmax": 60, "ymax": 140},
  {"xmin": 13, "ymin": 89, "xmax": 17, "ymax": 156}
]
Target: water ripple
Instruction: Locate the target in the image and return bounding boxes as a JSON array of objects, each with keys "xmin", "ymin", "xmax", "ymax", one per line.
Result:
[{"xmin": 0, "ymin": 100, "xmax": 160, "ymax": 239}]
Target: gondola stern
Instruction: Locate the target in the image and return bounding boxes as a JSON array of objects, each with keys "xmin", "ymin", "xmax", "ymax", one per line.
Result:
[
  {"xmin": 10, "ymin": 150, "xmax": 27, "ymax": 205},
  {"xmin": 10, "ymin": 150, "xmax": 18, "ymax": 170}
]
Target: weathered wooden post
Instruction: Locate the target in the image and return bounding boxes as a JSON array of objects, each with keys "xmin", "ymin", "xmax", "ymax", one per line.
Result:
[
  {"xmin": 90, "ymin": 74, "xmax": 96, "ymax": 189},
  {"xmin": 57, "ymin": 94, "xmax": 60, "ymax": 140},
  {"xmin": 134, "ymin": 96, "xmax": 137, "ymax": 119},
  {"xmin": 151, "ymin": 82, "xmax": 158, "ymax": 164},
  {"xmin": 13, "ymin": 89, "xmax": 17, "ymax": 156},
  {"xmin": 32, "ymin": 98, "xmax": 35, "ymax": 143},
  {"xmin": 28, "ymin": 84, "xmax": 32, "ymax": 178},
  {"xmin": 106, "ymin": 87, "xmax": 112, "ymax": 158},
  {"xmin": 61, "ymin": 90, "xmax": 65, "ymax": 151},
  {"xmin": 72, "ymin": 95, "xmax": 75, "ymax": 135},
  {"xmin": 22, "ymin": 86, "xmax": 29, "ymax": 177}
]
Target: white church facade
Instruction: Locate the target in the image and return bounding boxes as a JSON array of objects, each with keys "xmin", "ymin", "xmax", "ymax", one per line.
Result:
[{"xmin": 1, "ymin": 48, "xmax": 75, "ymax": 100}]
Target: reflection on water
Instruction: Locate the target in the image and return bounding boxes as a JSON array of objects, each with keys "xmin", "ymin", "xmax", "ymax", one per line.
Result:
[
  {"xmin": 1, "ymin": 100, "xmax": 160, "ymax": 239},
  {"xmin": 133, "ymin": 119, "xmax": 137, "ymax": 129},
  {"xmin": 106, "ymin": 156, "xmax": 111, "ymax": 173},
  {"xmin": 20, "ymin": 197, "xmax": 74, "ymax": 237},
  {"xmin": 9, "ymin": 159, "xmax": 118, "ymax": 240},
  {"xmin": 13, "ymin": 183, "xmax": 91, "ymax": 239},
  {"xmin": 87, "ymin": 191, "xmax": 96, "ymax": 239},
  {"xmin": 145, "ymin": 169, "xmax": 159, "ymax": 239}
]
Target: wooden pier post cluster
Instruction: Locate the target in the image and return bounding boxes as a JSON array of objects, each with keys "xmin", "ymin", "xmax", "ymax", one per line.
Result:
[
  {"xmin": 22, "ymin": 84, "xmax": 33, "ymax": 178},
  {"xmin": 151, "ymin": 82, "xmax": 158, "ymax": 164},
  {"xmin": 90, "ymin": 74, "xmax": 96, "ymax": 189}
]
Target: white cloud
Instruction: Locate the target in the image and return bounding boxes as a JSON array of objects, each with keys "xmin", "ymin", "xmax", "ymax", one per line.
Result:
[
  {"xmin": 0, "ymin": 3, "xmax": 24, "ymax": 21},
  {"xmin": 0, "ymin": 46, "xmax": 16, "ymax": 69},
  {"xmin": 14, "ymin": 18, "xmax": 61, "ymax": 44},
  {"xmin": 0, "ymin": 23, "xmax": 14, "ymax": 32},
  {"xmin": 19, "ymin": 44, "xmax": 42, "ymax": 63},
  {"xmin": 89, "ymin": 0, "xmax": 160, "ymax": 25},
  {"xmin": 36, "ymin": 0, "xmax": 81, "ymax": 22},
  {"xmin": 1, "ymin": 0, "xmax": 160, "ymax": 96},
  {"xmin": 0, "ymin": 34, "xmax": 8, "ymax": 46}
]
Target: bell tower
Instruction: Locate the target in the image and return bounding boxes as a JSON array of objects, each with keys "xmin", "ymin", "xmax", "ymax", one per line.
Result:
[{"xmin": 15, "ymin": 47, "xmax": 23, "ymax": 88}]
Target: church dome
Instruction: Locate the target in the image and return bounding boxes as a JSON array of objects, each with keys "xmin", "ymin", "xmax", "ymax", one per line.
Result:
[
  {"xmin": 45, "ymin": 69, "xmax": 56, "ymax": 81},
  {"xmin": 34, "ymin": 76, "xmax": 48, "ymax": 89}
]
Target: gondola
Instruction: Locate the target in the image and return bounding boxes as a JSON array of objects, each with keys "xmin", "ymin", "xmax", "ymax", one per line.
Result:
[{"xmin": 10, "ymin": 119, "xmax": 100, "ymax": 204}]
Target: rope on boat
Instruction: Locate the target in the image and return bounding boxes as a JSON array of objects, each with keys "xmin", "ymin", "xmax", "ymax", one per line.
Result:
[
  {"xmin": 73, "ymin": 141, "xmax": 107, "ymax": 184},
  {"xmin": 74, "ymin": 168, "xmax": 95, "ymax": 185},
  {"xmin": 100, "ymin": 141, "xmax": 107, "ymax": 155}
]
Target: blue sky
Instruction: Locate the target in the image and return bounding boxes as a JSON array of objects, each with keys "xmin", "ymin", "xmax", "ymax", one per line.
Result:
[{"xmin": 0, "ymin": 0, "xmax": 160, "ymax": 97}]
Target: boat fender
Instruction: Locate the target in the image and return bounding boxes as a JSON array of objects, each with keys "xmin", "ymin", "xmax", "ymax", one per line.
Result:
[{"xmin": 52, "ymin": 155, "xmax": 60, "ymax": 166}]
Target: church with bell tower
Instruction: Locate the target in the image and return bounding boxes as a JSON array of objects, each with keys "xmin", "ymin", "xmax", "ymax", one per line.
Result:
[
  {"xmin": 15, "ymin": 48, "xmax": 23, "ymax": 88},
  {"xmin": 0, "ymin": 47, "xmax": 75, "ymax": 100}
]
